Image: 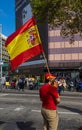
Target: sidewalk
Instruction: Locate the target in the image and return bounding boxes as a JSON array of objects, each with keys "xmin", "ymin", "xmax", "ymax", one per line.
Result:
[
  {"xmin": 0, "ymin": 88, "xmax": 39, "ymax": 94},
  {"xmin": 61, "ymin": 90, "xmax": 82, "ymax": 97},
  {"xmin": 0, "ymin": 87, "xmax": 82, "ymax": 96}
]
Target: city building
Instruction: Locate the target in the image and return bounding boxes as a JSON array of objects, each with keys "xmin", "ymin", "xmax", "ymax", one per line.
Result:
[
  {"xmin": 15, "ymin": 0, "xmax": 82, "ymax": 80},
  {"xmin": 15, "ymin": 0, "xmax": 47, "ymax": 77},
  {"xmin": 0, "ymin": 33, "xmax": 9, "ymax": 76},
  {"xmin": 48, "ymin": 27, "xmax": 82, "ymax": 79}
]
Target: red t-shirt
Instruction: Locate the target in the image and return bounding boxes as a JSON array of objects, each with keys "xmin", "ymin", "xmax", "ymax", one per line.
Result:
[{"xmin": 39, "ymin": 83, "xmax": 59, "ymax": 110}]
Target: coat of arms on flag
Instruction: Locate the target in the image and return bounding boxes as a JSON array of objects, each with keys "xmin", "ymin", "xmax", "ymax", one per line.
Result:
[{"xmin": 26, "ymin": 26, "xmax": 41, "ymax": 47}]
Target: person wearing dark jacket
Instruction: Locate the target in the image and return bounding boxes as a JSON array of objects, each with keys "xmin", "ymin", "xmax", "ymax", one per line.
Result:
[{"xmin": 18, "ymin": 77, "xmax": 25, "ymax": 91}]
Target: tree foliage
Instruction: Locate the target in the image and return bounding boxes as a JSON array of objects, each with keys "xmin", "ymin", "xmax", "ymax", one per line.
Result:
[{"xmin": 30, "ymin": 0, "xmax": 82, "ymax": 43}]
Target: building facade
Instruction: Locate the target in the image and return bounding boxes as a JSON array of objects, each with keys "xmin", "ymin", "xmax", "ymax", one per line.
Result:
[
  {"xmin": 15, "ymin": 0, "xmax": 48, "ymax": 76},
  {"xmin": 48, "ymin": 27, "xmax": 82, "ymax": 79},
  {"xmin": 0, "ymin": 34, "xmax": 9, "ymax": 76},
  {"xmin": 15, "ymin": 0, "xmax": 82, "ymax": 80}
]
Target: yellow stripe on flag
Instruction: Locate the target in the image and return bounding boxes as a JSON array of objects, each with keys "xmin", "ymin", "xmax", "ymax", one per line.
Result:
[{"xmin": 7, "ymin": 25, "xmax": 41, "ymax": 60}]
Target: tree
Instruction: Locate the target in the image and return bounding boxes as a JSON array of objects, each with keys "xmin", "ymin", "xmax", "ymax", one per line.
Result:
[{"xmin": 30, "ymin": 0, "xmax": 82, "ymax": 43}]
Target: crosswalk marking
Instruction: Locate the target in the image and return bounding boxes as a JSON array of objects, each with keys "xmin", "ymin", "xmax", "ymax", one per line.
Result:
[
  {"xmin": 14, "ymin": 106, "xmax": 25, "ymax": 111},
  {"xmin": 0, "ymin": 108, "xmax": 4, "ymax": 110},
  {"xmin": 0, "ymin": 93, "xmax": 39, "ymax": 97},
  {"xmin": 31, "ymin": 109, "xmax": 81, "ymax": 115},
  {"xmin": 0, "ymin": 94, "xmax": 9, "ymax": 96},
  {"xmin": 0, "ymin": 106, "xmax": 81, "ymax": 115}
]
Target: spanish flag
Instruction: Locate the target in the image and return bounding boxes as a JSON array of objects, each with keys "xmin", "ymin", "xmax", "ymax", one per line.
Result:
[{"xmin": 5, "ymin": 16, "xmax": 44, "ymax": 70}]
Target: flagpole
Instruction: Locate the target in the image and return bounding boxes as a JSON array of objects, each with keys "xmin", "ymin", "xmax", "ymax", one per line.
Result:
[{"xmin": 42, "ymin": 51, "xmax": 50, "ymax": 73}]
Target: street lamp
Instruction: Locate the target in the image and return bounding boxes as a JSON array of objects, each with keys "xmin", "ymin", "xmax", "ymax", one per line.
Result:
[{"xmin": 0, "ymin": 24, "xmax": 2, "ymax": 78}]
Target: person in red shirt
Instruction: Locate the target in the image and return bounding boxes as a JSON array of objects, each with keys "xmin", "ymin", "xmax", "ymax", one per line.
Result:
[{"xmin": 39, "ymin": 73, "xmax": 60, "ymax": 130}]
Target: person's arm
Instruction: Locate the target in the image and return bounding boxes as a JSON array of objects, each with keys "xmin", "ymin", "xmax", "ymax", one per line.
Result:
[
  {"xmin": 51, "ymin": 87, "xmax": 60, "ymax": 104},
  {"xmin": 55, "ymin": 97, "xmax": 60, "ymax": 104}
]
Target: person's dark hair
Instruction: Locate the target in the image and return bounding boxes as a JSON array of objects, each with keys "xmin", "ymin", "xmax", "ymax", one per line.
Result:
[
  {"xmin": 45, "ymin": 79, "xmax": 49, "ymax": 83},
  {"xmin": 45, "ymin": 77, "xmax": 57, "ymax": 85},
  {"xmin": 50, "ymin": 78, "xmax": 57, "ymax": 85}
]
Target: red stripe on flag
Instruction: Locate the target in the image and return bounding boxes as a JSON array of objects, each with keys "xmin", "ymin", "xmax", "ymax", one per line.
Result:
[
  {"xmin": 10, "ymin": 44, "xmax": 44, "ymax": 70},
  {"xmin": 5, "ymin": 16, "xmax": 36, "ymax": 46}
]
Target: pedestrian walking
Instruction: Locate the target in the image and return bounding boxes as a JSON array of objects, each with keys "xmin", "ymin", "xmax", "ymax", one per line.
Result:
[
  {"xmin": 39, "ymin": 73, "xmax": 60, "ymax": 130},
  {"xmin": 18, "ymin": 77, "xmax": 25, "ymax": 91},
  {"xmin": 1, "ymin": 75, "xmax": 6, "ymax": 90},
  {"xmin": 58, "ymin": 78, "xmax": 66, "ymax": 95},
  {"xmin": 25, "ymin": 76, "xmax": 29, "ymax": 89}
]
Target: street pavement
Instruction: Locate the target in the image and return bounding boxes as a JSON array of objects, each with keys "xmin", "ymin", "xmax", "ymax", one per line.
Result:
[{"xmin": 0, "ymin": 88, "xmax": 82, "ymax": 130}]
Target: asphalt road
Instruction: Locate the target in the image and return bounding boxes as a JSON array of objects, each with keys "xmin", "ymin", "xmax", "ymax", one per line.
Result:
[{"xmin": 0, "ymin": 89, "xmax": 82, "ymax": 130}]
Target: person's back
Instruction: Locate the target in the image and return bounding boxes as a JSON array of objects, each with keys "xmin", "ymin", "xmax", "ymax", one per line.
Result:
[
  {"xmin": 40, "ymin": 83, "xmax": 59, "ymax": 110},
  {"xmin": 11, "ymin": 80, "xmax": 16, "ymax": 89},
  {"xmin": 1, "ymin": 76, "xmax": 6, "ymax": 90},
  {"xmin": 39, "ymin": 73, "xmax": 60, "ymax": 130},
  {"xmin": 25, "ymin": 77, "xmax": 29, "ymax": 88},
  {"xmin": 1, "ymin": 76, "xmax": 6, "ymax": 85},
  {"xmin": 18, "ymin": 78, "xmax": 24, "ymax": 90}
]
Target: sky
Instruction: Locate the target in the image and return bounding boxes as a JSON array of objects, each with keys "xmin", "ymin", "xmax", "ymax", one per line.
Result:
[{"xmin": 0, "ymin": 0, "xmax": 15, "ymax": 37}]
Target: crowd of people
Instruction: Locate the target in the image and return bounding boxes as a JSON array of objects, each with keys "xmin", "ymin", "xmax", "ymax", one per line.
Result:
[
  {"xmin": 0, "ymin": 75, "xmax": 40, "ymax": 91},
  {"xmin": 1, "ymin": 73, "xmax": 82, "ymax": 93}
]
